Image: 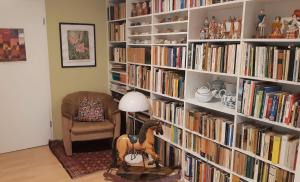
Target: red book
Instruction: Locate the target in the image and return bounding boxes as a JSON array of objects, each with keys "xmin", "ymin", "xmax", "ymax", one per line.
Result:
[{"xmin": 285, "ymin": 94, "xmax": 300, "ymax": 124}]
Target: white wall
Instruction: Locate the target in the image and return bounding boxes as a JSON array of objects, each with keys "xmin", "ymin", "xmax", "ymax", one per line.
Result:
[{"xmin": 0, "ymin": 0, "xmax": 52, "ymax": 153}]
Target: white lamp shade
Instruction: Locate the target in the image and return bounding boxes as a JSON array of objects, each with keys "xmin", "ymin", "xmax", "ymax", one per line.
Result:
[{"xmin": 118, "ymin": 91, "xmax": 150, "ymax": 112}]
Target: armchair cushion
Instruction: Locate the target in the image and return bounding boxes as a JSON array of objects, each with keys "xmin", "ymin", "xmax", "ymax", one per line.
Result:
[
  {"xmin": 71, "ymin": 120, "xmax": 114, "ymax": 134},
  {"xmin": 76, "ymin": 96, "xmax": 105, "ymax": 122}
]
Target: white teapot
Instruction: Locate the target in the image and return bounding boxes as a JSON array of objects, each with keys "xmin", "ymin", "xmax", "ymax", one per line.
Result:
[{"xmin": 194, "ymin": 83, "xmax": 214, "ymax": 103}]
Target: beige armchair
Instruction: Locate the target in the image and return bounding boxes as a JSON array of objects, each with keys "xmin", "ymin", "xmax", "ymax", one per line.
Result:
[{"xmin": 61, "ymin": 91, "xmax": 121, "ymax": 156}]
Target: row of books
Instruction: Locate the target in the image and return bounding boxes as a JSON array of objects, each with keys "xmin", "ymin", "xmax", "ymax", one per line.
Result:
[
  {"xmin": 236, "ymin": 122, "xmax": 299, "ymax": 170},
  {"xmin": 188, "ymin": 43, "xmax": 240, "ymax": 74},
  {"xmin": 241, "ymin": 44, "xmax": 300, "ymax": 82},
  {"xmin": 190, "ymin": 0, "xmax": 236, "ymax": 7},
  {"xmin": 152, "ymin": 46, "xmax": 187, "ymax": 68},
  {"xmin": 162, "ymin": 123, "xmax": 182, "ymax": 145},
  {"xmin": 107, "ymin": 3, "xmax": 126, "ymax": 20},
  {"xmin": 185, "ymin": 154, "xmax": 230, "ymax": 182},
  {"xmin": 186, "ymin": 132, "xmax": 232, "ymax": 169},
  {"xmin": 153, "ymin": 0, "xmax": 187, "ymax": 13},
  {"xmin": 238, "ymin": 79, "xmax": 300, "ymax": 128},
  {"xmin": 152, "ymin": 68, "xmax": 185, "ymax": 98},
  {"xmin": 128, "ymin": 65, "xmax": 151, "ymax": 90},
  {"xmin": 186, "ymin": 110, "xmax": 234, "ymax": 147},
  {"xmin": 112, "ymin": 72, "xmax": 126, "ymax": 83},
  {"xmin": 152, "ymin": 99, "xmax": 184, "ymax": 126},
  {"xmin": 234, "ymin": 151, "xmax": 295, "ymax": 181},
  {"xmin": 110, "ymin": 47, "xmax": 126, "ymax": 63},
  {"xmin": 155, "ymin": 138, "xmax": 182, "ymax": 167},
  {"xmin": 109, "ymin": 22, "xmax": 126, "ymax": 41},
  {"xmin": 127, "ymin": 47, "xmax": 151, "ymax": 64}
]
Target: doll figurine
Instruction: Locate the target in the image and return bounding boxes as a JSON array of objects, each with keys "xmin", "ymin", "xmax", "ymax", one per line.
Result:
[
  {"xmin": 141, "ymin": 1, "xmax": 149, "ymax": 15},
  {"xmin": 269, "ymin": 16, "xmax": 284, "ymax": 38},
  {"xmin": 131, "ymin": 3, "xmax": 137, "ymax": 17},
  {"xmin": 136, "ymin": 2, "xmax": 143, "ymax": 16},
  {"xmin": 233, "ymin": 17, "xmax": 242, "ymax": 39},
  {"xmin": 256, "ymin": 9, "xmax": 267, "ymax": 38},
  {"xmin": 285, "ymin": 10, "xmax": 300, "ymax": 38},
  {"xmin": 209, "ymin": 16, "xmax": 218, "ymax": 39},
  {"xmin": 228, "ymin": 17, "xmax": 235, "ymax": 38}
]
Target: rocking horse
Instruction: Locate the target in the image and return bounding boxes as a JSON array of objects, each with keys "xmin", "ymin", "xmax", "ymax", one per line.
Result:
[{"xmin": 112, "ymin": 120, "xmax": 163, "ymax": 170}]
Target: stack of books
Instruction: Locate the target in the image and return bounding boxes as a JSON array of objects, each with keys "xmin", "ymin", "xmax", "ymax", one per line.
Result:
[
  {"xmin": 128, "ymin": 47, "xmax": 151, "ymax": 64},
  {"xmin": 111, "ymin": 64, "xmax": 126, "ymax": 73},
  {"xmin": 110, "ymin": 47, "xmax": 126, "ymax": 63},
  {"xmin": 186, "ymin": 110, "xmax": 234, "ymax": 147},
  {"xmin": 162, "ymin": 123, "xmax": 182, "ymax": 145},
  {"xmin": 128, "ymin": 65, "xmax": 151, "ymax": 90},
  {"xmin": 152, "ymin": 46, "xmax": 187, "ymax": 68},
  {"xmin": 152, "ymin": 99, "xmax": 184, "ymax": 126},
  {"xmin": 153, "ymin": 0, "xmax": 187, "ymax": 13},
  {"xmin": 112, "ymin": 72, "xmax": 126, "ymax": 83},
  {"xmin": 240, "ymin": 44, "xmax": 300, "ymax": 82},
  {"xmin": 185, "ymin": 154, "xmax": 230, "ymax": 182},
  {"xmin": 152, "ymin": 68, "xmax": 185, "ymax": 99},
  {"xmin": 111, "ymin": 83, "xmax": 126, "ymax": 94},
  {"xmin": 236, "ymin": 123, "xmax": 299, "ymax": 170},
  {"xmin": 155, "ymin": 138, "xmax": 182, "ymax": 167},
  {"xmin": 188, "ymin": 43, "xmax": 241, "ymax": 74},
  {"xmin": 186, "ymin": 132, "xmax": 232, "ymax": 169},
  {"xmin": 109, "ymin": 22, "xmax": 126, "ymax": 41},
  {"xmin": 234, "ymin": 151, "xmax": 295, "ymax": 181},
  {"xmin": 238, "ymin": 79, "xmax": 300, "ymax": 128},
  {"xmin": 108, "ymin": 2, "xmax": 126, "ymax": 20}
]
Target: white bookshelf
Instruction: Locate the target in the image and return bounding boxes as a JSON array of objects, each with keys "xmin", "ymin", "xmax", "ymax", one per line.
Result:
[{"xmin": 107, "ymin": 0, "xmax": 300, "ymax": 181}]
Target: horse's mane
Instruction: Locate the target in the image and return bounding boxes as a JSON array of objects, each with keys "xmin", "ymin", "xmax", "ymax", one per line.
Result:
[{"xmin": 138, "ymin": 120, "xmax": 158, "ymax": 144}]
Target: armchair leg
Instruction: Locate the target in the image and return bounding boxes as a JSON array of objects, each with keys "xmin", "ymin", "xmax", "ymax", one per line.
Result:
[
  {"xmin": 63, "ymin": 138, "xmax": 72, "ymax": 156},
  {"xmin": 62, "ymin": 116, "xmax": 72, "ymax": 156}
]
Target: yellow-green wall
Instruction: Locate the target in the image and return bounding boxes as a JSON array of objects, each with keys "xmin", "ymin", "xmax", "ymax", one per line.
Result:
[{"xmin": 45, "ymin": 0, "xmax": 108, "ymax": 139}]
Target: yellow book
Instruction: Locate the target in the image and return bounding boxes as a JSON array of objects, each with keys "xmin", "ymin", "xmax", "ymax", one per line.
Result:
[{"xmin": 271, "ymin": 135, "xmax": 281, "ymax": 164}]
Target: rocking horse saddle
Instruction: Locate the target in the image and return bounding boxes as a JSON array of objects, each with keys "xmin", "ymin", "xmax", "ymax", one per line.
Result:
[{"xmin": 128, "ymin": 135, "xmax": 139, "ymax": 144}]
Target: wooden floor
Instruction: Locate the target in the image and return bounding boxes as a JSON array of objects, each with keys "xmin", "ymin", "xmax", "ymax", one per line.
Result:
[{"xmin": 0, "ymin": 146, "xmax": 107, "ymax": 182}]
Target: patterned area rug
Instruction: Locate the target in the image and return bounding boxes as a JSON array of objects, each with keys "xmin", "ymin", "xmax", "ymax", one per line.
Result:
[{"xmin": 49, "ymin": 140, "xmax": 112, "ymax": 179}]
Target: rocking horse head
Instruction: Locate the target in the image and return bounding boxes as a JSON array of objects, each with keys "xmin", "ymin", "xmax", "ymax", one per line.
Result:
[{"xmin": 138, "ymin": 120, "xmax": 163, "ymax": 144}]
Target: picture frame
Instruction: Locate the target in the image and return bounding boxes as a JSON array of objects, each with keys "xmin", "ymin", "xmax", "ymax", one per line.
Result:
[{"xmin": 59, "ymin": 23, "xmax": 96, "ymax": 68}]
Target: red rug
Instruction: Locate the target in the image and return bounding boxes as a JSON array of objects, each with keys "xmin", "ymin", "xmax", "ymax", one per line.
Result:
[{"xmin": 49, "ymin": 140, "xmax": 112, "ymax": 179}]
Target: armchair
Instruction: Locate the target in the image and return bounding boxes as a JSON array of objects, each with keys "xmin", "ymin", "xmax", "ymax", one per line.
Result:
[{"xmin": 61, "ymin": 91, "xmax": 121, "ymax": 156}]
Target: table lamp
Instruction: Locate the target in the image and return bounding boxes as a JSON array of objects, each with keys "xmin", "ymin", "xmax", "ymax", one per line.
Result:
[{"xmin": 118, "ymin": 91, "xmax": 150, "ymax": 164}]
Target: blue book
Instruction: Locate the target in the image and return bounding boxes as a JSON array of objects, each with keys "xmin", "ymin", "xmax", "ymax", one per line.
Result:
[
  {"xmin": 260, "ymin": 85, "xmax": 281, "ymax": 118},
  {"xmin": 180, "ymin": 0, "xmax": 184, "ymax": 9},
  {"xmin": 269, "ymin": 95, "xmax": 279, "ymax": 121}
]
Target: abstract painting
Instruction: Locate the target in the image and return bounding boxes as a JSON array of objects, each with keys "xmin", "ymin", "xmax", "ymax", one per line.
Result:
[{"xmin": 0, "ymin": 28, "xmax": 26, "ymax": 62}]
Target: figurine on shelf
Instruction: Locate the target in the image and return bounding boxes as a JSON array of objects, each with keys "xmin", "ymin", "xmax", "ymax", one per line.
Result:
[
  {"xmin": 209, "ymin": 16, "xmax": 218, "ymax": 39},
  {"xmin": 131, "ymin": 3, "xmax": 137, "ymax": 17},
  {"xmin": 233, "ymin": 17, "xmax": 242, "ymax": 39},
  {"xmin": 136, "ymin": 2, "xmax": 142, "ymax": 16},
  {"xmin": 219, "ymin": 20, "xmax": 227, "ymax": 39},
  {"xmin": 200, "ymin": 29, "xmax": 207, "ymax": 39},
  {"xmin": 285, "ymin": 10, "xmax": 300, "ymax": 39},
  {"xmin": 256, "ymin": 9, "xmax": 267, "ymax": 38},
  {"xmin": 269, "ymin": 16, "xmax": 284, "ymax": 38},
  {"xmin": 141, "ymin": 1, "xmax": 149, "ymax": 15},
  {"xmin": 228, "ymin": 16, "xmax": 235, "ymax": 38}
]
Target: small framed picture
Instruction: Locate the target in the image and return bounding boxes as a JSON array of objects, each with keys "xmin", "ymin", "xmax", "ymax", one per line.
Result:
[{"xmin": 59, "ymin": 23, "xmax": 96, "ymax": 68}]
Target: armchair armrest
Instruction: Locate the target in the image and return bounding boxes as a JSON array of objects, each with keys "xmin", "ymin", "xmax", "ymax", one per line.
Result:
[{"xmin": 107, "ymin": 100, "xmax": 121, "ymax": 138}]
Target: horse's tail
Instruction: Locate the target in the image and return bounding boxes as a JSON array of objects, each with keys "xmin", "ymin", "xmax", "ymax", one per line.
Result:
[{"xmin": 111, "ymin": 136, "xmax": 119, "ymax": 168}]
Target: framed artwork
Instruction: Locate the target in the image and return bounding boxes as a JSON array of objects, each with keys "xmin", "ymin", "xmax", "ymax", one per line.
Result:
[
  {"xmin": 0, "ymin": 28, "xmax": 27, "ymax": 62},
  {"xmin": 59, "ymin": 23, "xmax": 96, "ymax": 68}
]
